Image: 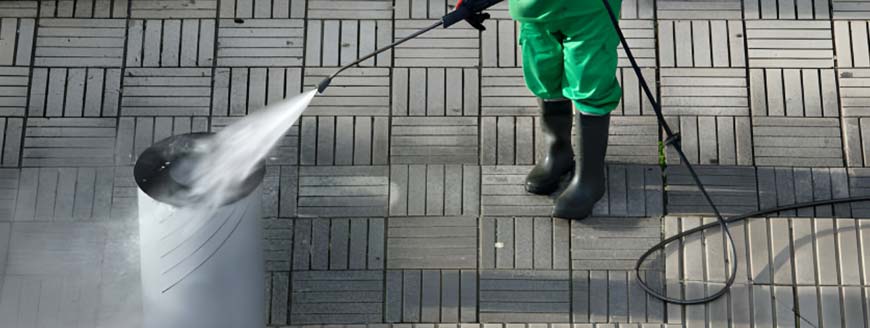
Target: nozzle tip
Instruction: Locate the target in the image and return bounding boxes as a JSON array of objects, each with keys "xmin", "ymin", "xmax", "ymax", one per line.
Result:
[{"xmin": 317, "ymin": 78, "xmax": 332, "ymax": 94}]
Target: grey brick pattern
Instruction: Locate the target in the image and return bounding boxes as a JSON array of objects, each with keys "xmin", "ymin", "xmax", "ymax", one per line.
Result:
[
  {"xmin": 298, "ymin": 166, "xmax": 389, "ymax": 217},
  {"xmin": 216, "ymin": 19, "xmax": 304, "ymax": 66},
  {"xmin": 480, "ymin": 217, "xmax": 570, "ymax": 270},
  {"xmin": 35, "ymin": 19, "xmax": 126, "ymax": 67},
  {"xmin": 387, "ymin": 216, "xmax": 477, "ymax": 269},
  {"xmin": 0, "ymin": 67, "xmax": 29, "ymax": 117},
  {"xmin": 121, "ymin": 67, "xmax": 212, "ymax": 116},
  {"xmin": 28, "ymin": 67, "xmax": 122, "ymax": 117},
  {"xmin": 126, "ymin": 19, "xmax": 216, "ymax": 67},
  {"xmin": 290, "ymin": 270, "xmax": 384, "ymax": 324},
  {"xmin": 385, "ymin": 269, "xmax": 478, "ymax": 323},
  {"xmin": 0, "ymin": 18, "xmax": 35, "ymax": 66},
  {"xmin": 478, "ymin": 270, "xmax": 571, "ymax": 322}
]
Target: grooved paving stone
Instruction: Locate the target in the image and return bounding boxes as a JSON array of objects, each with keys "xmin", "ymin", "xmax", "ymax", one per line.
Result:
[
  {"xmin": 604, "ymin": 116, "xmax": 660, "ymax": 164},
  {"xmin": 129, "ymin": 0, "xmax": 217, "ymax": 18},
  {"xmin": 22, "ymin": 118, "xmax": 116, "ymax": 167},
  {"xmin": 656, "ymin": 0, "xmax": 742, "ymax": 19},
  {"xmin": 590, "ymin": 165, "xmax": 664, "ymax": 217},
  {"xmin": 384, "ymin": 269, "xmax": 478, "ymax": 323},
  {"xmin": 216, "ymin": 19, "xmax": 304, "ymax": 66},
  {"xmin": 110, "ymin": 166, "xmax": 137, "ymax": 219},
  {"xmin": 480, "ymin": 116, "xmax": 537, "ymax": 165},
  {"xmin": 572, "ymin": 270, "xmax": 665, "ymax": 323},
  {"xmin": 298, "ymin": 116, "xmax": 388, "ymax": 166},
  {"xmin": 660, "ymin": 68, "xmax": 749, "ymax": 116},
  {"xmin": 481, "ymin": 19, "xmax": 521, "ymax": 68},
  {"xmin": 0, "ymin": 1, "xmax": 38, "ymax": 17},
  {"xmin": 481, "ymin": 165, "xmax": 558, "ymax": 217},
  {"xmin": 304, "ymin": 67, "xmax": 390, "ymax": 116},
  {"xmin": 126, "ymin": 19, "xmax": 215, "ymax": 67},
  {"xmin": 297, "ymin": 166, "xmax": 389, "ymax": 217},
  {"xmin": 613, "ymin": 67, "xmax": 658, "ymax": 116},
  {"xmin": 292, "ymin": 218, "xmax": 384, "ymax": 270},
  {"xmin": 0, "ymin": 67, "xmax": 29, "ymax": 116},
  {"xmin": 394, "ymin": 0, "xmax": 451, "ymax": 19},
  {"xmin": 616, "ymin": 20, "xmax": 657, "ymax": 68},
  {"xmin": 220, "ymin": 0, "xmax": 306, "ymax": 18},
  {"xmin": 839, "ymin": 69, "xmax": 870, "ymax": 117},
  {"xmin": 28, "ymin": 68, "xmax": 122, "ymax": 117},
  {"xmin": 666, "ymin": 165, "xmax": 759, "ymax": 215},
  {"xmin": 390, "ymin": 116, "xmax": 479, "ymax": 164},
  {"xmin": 0, "ymin": 18, "xmax": 35, "ymax": 66},
  {"xmin": 752, "ymin": 117, "xmax": 843, "ymax": 167},
  {"xmin": 290, "ymin": 270, "xmax": 384, "ymax": 324},
  {"xmin": 478, "ymin": 270, "xmax": 570, "ymax": 323},
  {"xmin": 212, "ymin": 116, "xmax": 299, "ymax": 165},
  {"xmin": 745, "ymin": 20, "xmax": 834, "ymax": 68},
  {"xmin": 479, "ymin": 217, "xmax": 570, "ymax": 270},
  {"xmin": 481, "ymin": 68, "xmax": 538, "ymax": 116},
  {"xmin": 832, "ymin": 0, "xmax": 870, "ymax": 19},
  {"xmin": 306, "ymin": 19, "xmax": 392, "ymax": 67},
  {"xmin": 757, "ymin": 167, "xmax": 851, "ymax": 217},
  {"xmin": 386, "ymin": 216, "xmax": 477, "ymax": 269},
  {"xmin": 262, "ymin": 218, "xmax": 293, "ymax": 272},
  {"xmin": 35, "ymin": 19, "xmax": 126, "ymax": 67},
  {"xmin": 848, "ymin": 168, "xmax": 870, "ymax": 217},
  {"xmin": 212, "ymin": 67, "xmax": 303, "ymax": 116},
  {"xmin": 0, "ymin": 118, "xmax": 23, "ymax": 165},
  {"xmin": 658, "ymin": 20, "xmax": 745, "ymax": 68},
  {"xmin": 267, "ymin": 271, "xmax": 290, "ymax": 325},
  {"xmin": 12, "ymin": 167, "xmax": 113, "ymax": 221},
  {"xmin": 392, "ymin": 68, "xmax": 479, "ymax": 116},
  {"xmin": 259, "ymin": 165, "xmax": 299, "ymax": 217},
  {"xmin": 389, "ymin": 165, "xmax": 480, "ymax": 217},
  {"xmin": 0, "ymin": 169, "xmax": 18, "ymax": 220},
  {"xmin": 620, "ymin": 0, "xmax": 655, "ymax": 19},
  {"xmin": 40, "ymin": 0, "xmax": 128, "ymax": 18},
  {"xmin": 394, "ymin": 20, "xmax": 479, "ymax": 67},
  {"xmin": 121, "ymin": 68, "xmax": 212, "ymax": 116},
  {"xmin": 843, "ymin": 117, "xmax": 870, "ymax": 167},
  {"xmin": 835, "ymin": 21, "xmax": 870, "ymax": 68},
  {"xmin": 749, "ymin": 68, "xmax": 839, "ymax": 117},
  {"xmin": 572, "ymin": 216, "xmax": 661, "ymax": 271},
  {"xmin": 308, "ymin": 0, "xmax": 393, "ymax": 19},
  {"xmin": 745, "ymin": 0, "xmax": 830, "ymax": 19},
  {"xmin": 115, "ymin": 116, "xmax": 210, "ymax": 165},
  {"xmin": 664, "ymin": 115, "xmax": 753, "ymax": 165}
]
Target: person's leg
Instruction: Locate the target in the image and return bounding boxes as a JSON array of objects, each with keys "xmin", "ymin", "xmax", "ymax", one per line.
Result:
[
  {"xmin": 519, "ymin": 22, "xmax": 575, "ymax": 195},
  {"xmin": 552, "ymin": 10, "xmax": 621, "ymax": 219}
]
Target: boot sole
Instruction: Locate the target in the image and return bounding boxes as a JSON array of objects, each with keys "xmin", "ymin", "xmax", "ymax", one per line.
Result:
[{"xmin": 525, "ymin": 168, "xmax": 575, "ymax": 195}]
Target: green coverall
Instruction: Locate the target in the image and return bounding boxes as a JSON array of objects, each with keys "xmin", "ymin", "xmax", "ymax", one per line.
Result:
[{"xmin": 510, "ymin": 0, "xmax": 623, "ymax": 116}]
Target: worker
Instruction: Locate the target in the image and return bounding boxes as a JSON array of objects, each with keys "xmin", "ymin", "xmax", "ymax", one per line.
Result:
[{"xmin": 511, "ymin": 0, "xmax": 622, "ymax": 220}]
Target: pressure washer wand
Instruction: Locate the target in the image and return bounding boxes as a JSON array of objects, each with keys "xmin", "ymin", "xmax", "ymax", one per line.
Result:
[{"xmin": 317, "ymin": 0, "xmax": 503, "ymax": 93}]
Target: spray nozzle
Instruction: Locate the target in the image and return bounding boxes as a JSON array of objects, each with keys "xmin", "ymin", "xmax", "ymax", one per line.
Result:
[{"xmin": 317, "ymin": 77, "xmax": 332, "ymax": 94}]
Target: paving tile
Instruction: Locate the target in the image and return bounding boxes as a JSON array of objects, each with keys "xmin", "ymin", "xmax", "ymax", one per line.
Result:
[
  {"xmin": 306, "ymin": 19, "xmax": 392, "ymax": 67},
  {"xmin": 391, "ymin": 116, "xmax": 479, "ymax": 164},
  {"xmin": 832, "ymin": 0, "xmax": 870, "ymax": 19},
  {"xmin": 0, "ymin": 117, "xmax": 23, "ymax": 167},
  {"xmin": 394, "ymin": 20, "xmax": 479, "ymax": 67},
  {"xmin": 839, "ymin": 69, "xmax": 870, "ymax": 117},
  {"xmin": 213, "ymin": 116, "xmax": 298, "ymax": 165},
  {"xmin": 0, "ymin": 1, "xmax": 38, "ymax": 17},
  {"xmin": 666, "ymin": 165, "xmax": 759, "ymax": 216},
  {"xmin": 614, "ymin": 67, "xmax": 658, "ymax": 116},
  {"xmin": 835, "ymin": 21, "xmax": 870, "ymax": 68},
  {"xmin": 115, "ymin": 116, "xmax": 209, "ymax": 165},
  {"xmin": 262, "ymin": 218, "xmax": 293, "ymax": 271},
  {"xmin": 110, "ymin": 166, "xmax": 138, "ymax": 219},
  {"xmin": 35, "ymin": 19, "xmax": 126, "ymax": 67},
  {"xmin": 620, "ymin": 0, "xmax": 655, "ymax": 19},
  {"xmin": 664, "ymin": 115, "xmax": 753, "ymax": 165},
  {"xmin": 308, "ymin": 0, "xmax": 393, "ymax": 19},
  {"xmin": 297, "ymin": 166, "xmax": 389, "ymax": 217},
  {"xmin": 40, "ymin": 0, "xmax": 128, "ymax": 18},
  {"xmin": 0, "ymin": 67, "xmax": 29, "ymax": 117},
  {"xmin": 126, "ymin": 19, "xmax": 215, "ymax": 67},
  {"xmin": 656, "ymin": 0, "xmax": 743, "ymax": 19},
  {"xmin": 660, "ymin": 68, "xmax": 749, "ymax": 116},
  {"xmin": 0, "ymin": 169, "xmax": 18, "ymax": 220},
  {"xmin": 394, "ymin": 0, "xmax": 452, "ymax": 19},
  {"xmin": 303, "ymin": 67, "xmax": 390, "ymax": 116},
  {"xmin": 752, "ymin": 116, "xmax": 843, "ymax": 167},
  {"xmin": 847, "ymin": 168, "xmax": 870, "ymax": 217},
  {"xmin": 120, "ymin": 67, "xmax": 212, "ymax": 116},
  {"xmin": 260, "ymin": 165, "xmax": 298, "ymax": 217},
  {"xmin": 480, "ymin": 116, "xmax": 537, "ymax": 165},
  {"xmin": 12, "ymin": 167, "xmax": 113, "ymax": 221},
  {"xmin": 0, "ymin": 18, "xmax": 35, "ymax": 66},
  {"xmin": 389, "ymin": 165, "xmax": 479, "ymax": 217},
  {"xmin": 290, "ymin": 270, "xmax": 384, "ymax": 324},
  {"xmin": 745, "ymin": 20, "xmax": 834, "ymax": 68},
  {"xmin": 393, "ymin": 68, "xmax": 479, "ymax": 116},
  {"xmin": 604, "ymin": 117, "xmax": 660, "ymax": 164},
  {"xmin": 213, "ymin": 67, "xmax": 303, "ymax": 116},
  {"xmin": 481, "ymin": 19, "xmax": 521, "ymax": 68},
  {"xmin": 745, "ymin": 0, "xmax": 830, "ymax": 19},
  {"xmin": 216, "ymin": 19, "xmax": 304, "ymax": 66},
  {"xmin": 298, "ymin": 116, "xmax": 387, "ymax": 166},
  {"xmin": 572, "ymin": 270, "xmax": 665, "ymax": 324},
  {"xmin": 22, "ymin": 118, "xmax": 115, "ymax": 167},
  {"xmin": 480, "ymin": 165, "xmax": 558, "ymax": 216},
  {"xmin": 129, "ymin": 0, "xmax": 217, "ymax": 18},
  {"xmin": 658, "ymin": 20, "xmax": 744, "ymax": 68},
  {"xmin": 220, "ymin": 0, "xmax": 305, "ymax": 18},
  {"xmin": 292, "ymin": 218, "xmax": 384, "ymax": 270},
  {"xmin": 479, "ymin": 217, "xmax": 569, "ymax": 270},
  {"xmin": 480, "ymin": 68, "xmax": 541, "ymax": 116},
  {"xmin": 478, "ymin": 270, "xmax": 570, "ymax": 323},
  {"xmin": 386, "ymin": 216, "xmax": 477, "ymax": 269},
  {"xmin": 384, "ymin": 269, "xmax": 477, "ymax": 323},
  {"xmin": 617, "ymin": 20, "xmax": 657, "ymax": 68},
  {"xmin": 572, "ymin": 216, "xmax": 660, "ymax": 271},
  {"xmin": 268, "ymin": 271, "xmax": 290, "ymax": 325},
  {"xmin": 757, "ymin": 167, "xmax": 851, "ymax": 217},
  {"xmin": 749, "ymin": 68, "xmax": 839, "ymax": 117},
  {"xmin": 28, "ymin": 68, "xmax": 122, "ymax": 117}
]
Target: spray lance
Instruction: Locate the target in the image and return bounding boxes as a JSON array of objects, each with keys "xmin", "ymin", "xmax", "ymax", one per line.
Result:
[{"xmin": 316, "ymin": 0, "xmax": 502, "ymax": 93}]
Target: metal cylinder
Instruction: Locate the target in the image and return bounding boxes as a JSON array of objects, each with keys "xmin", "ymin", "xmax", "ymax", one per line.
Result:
[{"xmin": 134, "ymin": 133, "xmax": 266, "ymax": 328}]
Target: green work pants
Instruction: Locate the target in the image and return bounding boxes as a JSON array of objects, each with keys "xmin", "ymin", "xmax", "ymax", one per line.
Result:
[{"xmin": 518, "ymin": 7, "xmax": 622, "ymax": 115}]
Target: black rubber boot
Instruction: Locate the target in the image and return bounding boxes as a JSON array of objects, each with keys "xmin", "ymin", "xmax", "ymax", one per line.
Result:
[
  {"xmin": 525, "ymin": 99, "xmax": 575, "ymax": 195},
  {"xmin": 553, "ymin": 113, "xmax": 610, "ymax": 220}
]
